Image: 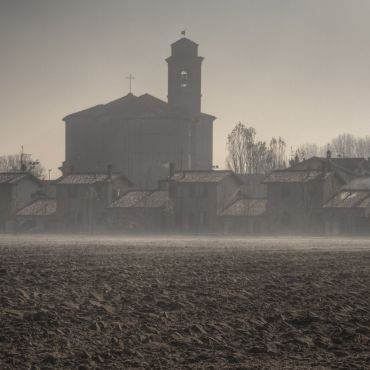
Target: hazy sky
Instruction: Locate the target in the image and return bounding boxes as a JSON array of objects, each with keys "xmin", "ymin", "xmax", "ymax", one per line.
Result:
[{"xmin": 1, "ymin": 0, "xmax": 370, "ymax": 177}]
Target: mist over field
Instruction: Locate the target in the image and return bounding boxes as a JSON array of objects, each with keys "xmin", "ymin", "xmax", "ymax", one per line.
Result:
[
  {"xmin": 2, "ymin": 1, "xmax": 370, "ymax": 369},
  {"xmin": 1, "ymin": 236, "xmax": 370, "ymax": 369}
]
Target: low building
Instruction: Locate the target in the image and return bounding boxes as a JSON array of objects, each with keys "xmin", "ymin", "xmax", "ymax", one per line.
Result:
[
  {"xmin": 261, "ymin": 152, "xmax": 367, "ymax": 234},
  {"xmin": 323, "ymin": 177, "xmax": 370, "ymax": 235},
  {"xmin": 14, "ymin": 198, "xmax": 57, "ymax": 232},
  {"xmin": 263, "ymin": 168, "xmax": 346, "ymax": 234},
  {"xmin": 292, "ymin": 156, "xmax": 367, "ymax": 174},
  {"xmin": 220, "ymin": 198, "xmax": 267, "ymax": 234},
  {"xmin": 168, "ymin": 170, "xmax": 242, "ymax": 232},
  {"xmin": 0, "ymin": 172, "xmax": 42, "ymax": 231},
  {"xmin": 55, "ymin": 171, "xmax": 132, "ymax": 231},
  {"xmin": 107, "ymin": 189, "xmax": 172, "ymax": 232},
  {"xmin": 237, "ymin": 174, "xmax": 267, "ymax": 199}
]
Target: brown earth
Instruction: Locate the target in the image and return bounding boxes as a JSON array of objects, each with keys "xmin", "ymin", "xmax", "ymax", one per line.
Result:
[{"xmin": 0, "ymin": 236, "xmax": 370, "ymax": 369}]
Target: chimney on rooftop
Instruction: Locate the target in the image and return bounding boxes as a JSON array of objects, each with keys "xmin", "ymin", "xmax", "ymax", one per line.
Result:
[
  {"xmin": 325, "ymin": 146, "xmax": 332, "ymax": 173},
  {"xmin": 107, "ymin": 164, "xmax": 112, "ymax": 179},
  {"xmin": 169, "ymin": 162, "xmax": 175, "ymax": 178}
]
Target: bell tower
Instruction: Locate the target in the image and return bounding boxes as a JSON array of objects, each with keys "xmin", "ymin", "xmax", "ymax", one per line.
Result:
[{"xmin": 166, "ymin": 37, "xmax": 203, "ymax": 116}]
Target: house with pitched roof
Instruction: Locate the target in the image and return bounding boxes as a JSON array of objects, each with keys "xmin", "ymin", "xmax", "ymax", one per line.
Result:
[
  {"xmin": 323, "ymin": 177, "xmax": 370, "ymax": 234},
  {"xmin": 15, "ymin": 198, "xmax": 57, "ymax": 232},
  {"xmin": 220, "ymin": 198, "xmax": 267, "ymax": 234},
  {"xmin": 262, "ymin": 152, "xmax": 365, "ymax": 233},
  {"xmin": 62, "ymin": 37, "xmax": 215, "ymax": 188},
  {"xmin": 55, "ymin": 169, "xmax": 132, "ymax": 231},
  {"xmin": 0, "ymin": 172, "xmax": 41, "ymax": 231},
  {"xmin": 168, "ymin": 170, "xmax": 242, "ymax": 232},
  {"xmin": 107, "ymin": 189, "xmax": 172, "ymax": 232}
]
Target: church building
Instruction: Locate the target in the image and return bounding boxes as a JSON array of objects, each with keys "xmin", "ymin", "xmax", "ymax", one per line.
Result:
[{"xmin": 62, "ymin": 37, "xmax": 215, "ymax": 188}]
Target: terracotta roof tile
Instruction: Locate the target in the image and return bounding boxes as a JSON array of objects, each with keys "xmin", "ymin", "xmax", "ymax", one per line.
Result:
[
  {"xmin": 221, "ymin": 199, "xmax": 266, "ymax": 217},
  {"xmin": 16, "ymin": 199, "xmax": 56, "ymax": 217},
  {"xmin": 0, "ymin": 173, "xmax": 28, "ymax": 184},
  {"xmin": 110, "ymin": 190, "xmax": 169, "ymax": 209},
  {"xmin": 324, "ymin": 191, "xmax": 370, "ymax": 208},
  {"xmin": 171, "ymin": 171, "xmax": 233, "ymax": 183},
  {"xmin": 263, "ymin": 170, "xmax": 322, "ymax": 183},
  {"xmin": 56, "ymin": 173, "xmax": 123, "ymax": 185},
  {"xmin": 110, "ymin": 191, "xmax": 150, "ymax": 208}
]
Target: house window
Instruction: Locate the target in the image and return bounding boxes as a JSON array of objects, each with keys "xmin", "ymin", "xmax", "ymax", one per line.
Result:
[
  {"xmin": 281, "ymin": 212, "xmax": 291, "ymax": 226},
  {"xmin": 180, "ymin": 70, "xmax": 189, "ymax": 87},
  {"xmin": 176, "ymin": 186, "xmax": 182, "ymax": 198},
  {"xmin": 188, "ymin": 212, "xmax": 194, "ymax": 226},
  {"xmin": 199, "ymin": 212, "xmax": 208, "ymax": 226},
  {"xmin": 198, "ymin": 184, "xmax": 208, "ymax": 197},
  {"xmin": 95, "ymin": 186, "xmax": 103, "ymax": 199},
  {"xmin": 281, "ymin": 185, "xmax": 291, "ymax": 198},
  {"xmin": 76, "ymin": 212, "xmax": 83, "ymax": 225},
  {"xmin": 189, "ymin": 185, "xmax": 195, "ymax": 197},
  {"xmin": 175, "ymin": 212, "xmax": 183, "ymax": 226},
  {"xmin": 68, "ymin": 186, "xmax": 78, "ymax": 198},
  {"xmin": 112, "ymin": 188, "xmax": 120, "ymax": 201}
]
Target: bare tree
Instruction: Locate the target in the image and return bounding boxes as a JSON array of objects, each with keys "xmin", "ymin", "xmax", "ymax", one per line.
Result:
[
  {"xmin": 296, "ymin": 143, "xmax": 323, "ymax": 161},
  {"xmin": 0, "ymin": 153, "xmax": 45, "ymax": 179},
  {"xmin": 295, "ymin": 134, "xmax": 370, "ymax": 162},
  {"xmin": 226, "ymin": 123, "xmax": 286, "ymax": 174},
  {"xmin": 226, "ymin": 122, "xmax": 247, "ymax": 174},
  {"xmin": 328, "ymin": 133, "xmax": 370, "ymax": 158},
  {"xmin": 354, "ymin": 136, "xmax": 370, "ymax": 158},
  {"xmin": 330, "ymin": 133, "xmax": 357, "ymax": 157},
  {"xmin": 266, "ymin": 137, "xmax": 287, "ymax": 171}
]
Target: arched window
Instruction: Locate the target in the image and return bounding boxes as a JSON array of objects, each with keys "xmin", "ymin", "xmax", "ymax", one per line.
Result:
[{"xmin": 180, "ymin": 70, "xmax": 189, "ymax": 87}]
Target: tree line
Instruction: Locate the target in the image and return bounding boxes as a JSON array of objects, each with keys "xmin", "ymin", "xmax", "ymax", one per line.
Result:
[
  {"xmin": 226, "ymin": 123, "xmax": 370, "ymax": 174},
  {"xmin": 296, "ymin": 134, "xmax": 370, "ymax": 161},
  {"xmin": 226, "ymin": 123, "xmax": 287, "ymax": 174},
  {"xmin": 0, "ymin": 153, "xmax": 45, "ymax": 179},
  {"xmin": 1, "ymin": 130, "xmax": 370, "ymax": 179}
]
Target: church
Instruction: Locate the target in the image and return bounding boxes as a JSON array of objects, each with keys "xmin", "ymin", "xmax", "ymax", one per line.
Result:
[{"xmin": 62, "ymin": 37, "xmax": 216, "ymax": 188}]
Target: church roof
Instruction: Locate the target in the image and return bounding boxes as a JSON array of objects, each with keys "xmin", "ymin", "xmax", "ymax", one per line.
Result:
[{"xmin": 63, "ymin": 93, "xmax": 215, "ymax": 121}]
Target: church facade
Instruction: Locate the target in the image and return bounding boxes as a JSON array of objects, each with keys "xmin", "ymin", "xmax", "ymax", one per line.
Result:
[{"xmin": 62, "ymin": 37, "xmax": 215, "ymax": 188}]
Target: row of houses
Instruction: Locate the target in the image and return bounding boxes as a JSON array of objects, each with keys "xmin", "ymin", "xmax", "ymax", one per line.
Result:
[{"xmin": 3, "ymin": 152, "xmax": 370, "ymax": 235}]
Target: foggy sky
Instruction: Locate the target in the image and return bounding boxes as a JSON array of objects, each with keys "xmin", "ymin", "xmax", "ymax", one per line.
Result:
[{"xmin": 1, "ymin": 0, "xmax": 370, "ymax": 177}]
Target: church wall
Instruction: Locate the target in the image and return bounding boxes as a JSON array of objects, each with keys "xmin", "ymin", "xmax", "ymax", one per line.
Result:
[
  {"xmin": 192, "ymin": 116, "xmax": 213, "ymax": 170},
  {"xmin": 65, "ymin": 115, "xmax": 198, "ymax": 188},
  {"xmin": 64, "ymin": 37, "xmax": 214, "ymax": 188},
  {"xmin": 122, "ymin": 117, "xmax": 192, "ymax": 187}
]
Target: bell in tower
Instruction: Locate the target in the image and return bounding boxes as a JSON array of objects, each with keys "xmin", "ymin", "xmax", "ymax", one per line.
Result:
[{"xmin": 166, "ymin": 37, "xmax": 204, "ymax": 116}]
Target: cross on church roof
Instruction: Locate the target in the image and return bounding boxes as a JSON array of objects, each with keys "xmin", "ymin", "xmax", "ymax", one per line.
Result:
[{"xmin": 126, "ymin": 73, "xmax": 135, "ymax": 93}]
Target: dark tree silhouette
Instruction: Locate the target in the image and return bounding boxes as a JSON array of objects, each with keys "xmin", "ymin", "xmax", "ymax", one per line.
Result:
[
  {"xmin": 226, "ymin": 122, "xmax": 286, "ymax": 174},
  {"xmin": 0, "ymin": 153, "xmax": 45, "ymax": 179}
]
